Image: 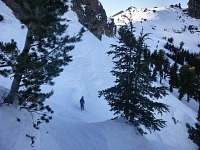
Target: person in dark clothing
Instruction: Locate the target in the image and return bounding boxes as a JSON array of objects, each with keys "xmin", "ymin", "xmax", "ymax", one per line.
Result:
[{"xmin": 80, "ymin": 96, "xmax": 85, "ymax": 110}]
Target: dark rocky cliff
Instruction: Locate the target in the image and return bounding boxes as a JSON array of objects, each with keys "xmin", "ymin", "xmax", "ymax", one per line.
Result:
[
  {"xmin": 188, "ymin": 0, "xmax": 200, "ymax": 19},
  {"xmin": 2, "ymin": 0, "xmax": 115, "ymax": 40},
  {"xmin": 72, "ymin": 0, "xmax": 114, "ymax": 40}
]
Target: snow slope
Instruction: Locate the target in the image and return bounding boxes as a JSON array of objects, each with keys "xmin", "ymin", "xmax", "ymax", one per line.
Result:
[
  {"xmin": 113, "ymin": 6, "xmax": 200, "ymax": 53},
  {"xmin": 0, "ymin": 1, "xmax": 199, "ymax": 150}
]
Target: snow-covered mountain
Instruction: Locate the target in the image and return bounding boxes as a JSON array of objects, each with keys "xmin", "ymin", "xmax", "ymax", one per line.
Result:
[
  {"xmin": 113, "ymin": 6, "xmax": 200, "ymax": 53},
  {"xmin": 0, "ymin": 1, "xmax": 199, "ymax": 150}
]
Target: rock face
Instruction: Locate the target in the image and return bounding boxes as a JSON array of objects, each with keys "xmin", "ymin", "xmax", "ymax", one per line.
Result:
[
  {"xmin": 2, "ymin": 0, "xmax": 115, "ymax": 40},
  {"xmin": 72, "ymin": 0, "xmax": 114, "ymax": 40},
  {"xmin": 188, "ymin": 0, "xmax": 200, "ymax": 19}
]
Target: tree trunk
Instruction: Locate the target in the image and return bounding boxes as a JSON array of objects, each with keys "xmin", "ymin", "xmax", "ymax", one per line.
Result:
[
  {"xmin": 4, "ymin": 74, "xmax": 22, "ymax": 103},
  {"xmin": 4, "ymin": 29, "xmax": 32, "ymax": 104}
]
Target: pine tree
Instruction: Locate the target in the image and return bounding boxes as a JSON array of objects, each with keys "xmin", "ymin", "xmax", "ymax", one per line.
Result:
[
  {"xmin": 193, "ymin": 73, "xmax": 200, "ymax": 105},
  {"xmin": 152, "ymin": 50, "xmax": 170, "ymax": 84},
  {"xmin": 99, "ymin": 25, "xmax": 169, "ymax": 134},
  {"xmin": 178, "ymin": 64, "xmax": 195, "ymax": 101},
  {"xmin": 187, "ymin": 108, "xmax": 200, "ymax": 150},
  {"xmin": 0, "ymin": 0, "xmax": 83, "ymax": 124},
  {"xmin": 187, "ymin": 69, "xmax": 200, "ymax": 150},
  {"xmin": 169, "ymin": 62, "xmax": 179, "ymax": 92}
]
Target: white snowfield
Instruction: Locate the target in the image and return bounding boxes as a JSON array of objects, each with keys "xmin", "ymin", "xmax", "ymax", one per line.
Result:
[{"xmin": 0, "ymin": 1, "xmax": 199, "ymax": 150}]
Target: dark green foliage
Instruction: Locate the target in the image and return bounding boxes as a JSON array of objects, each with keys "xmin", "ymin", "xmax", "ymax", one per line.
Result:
[
  {"xmin": 151, "ymin": 50, "xmax": 170, "ymax": 84},
  {"xmin": 0, "ymin": 0, "xmax": 83, "ymax": 127},
  {"xmin": 169, "ymin": 63, "xmax": 179, "ymax": 92},
  {"xmin": 164, "ymin": 38, "xmax": 200, "ymax": 102},
  {"xmin": 15, "ymin": 0, "xmax": 69, "ymax": 40},
  {"xmin": 164, "ymin": 41, "xmax": 189, "ymax": 65},
  {"xmin": 187, "ymin": 54, "xmax": 200, "ymax": 73},
  {"xmin": 178, "ymin": 64, "xmax": 195, "ymax": 101},
  {"xmin": 193, "ymin": 73, "xmax": 200, "ymax": 102},
  {"xmin": 187, "ymin": 108, "xmax": 200, "ymax": 150},
  {"xmin": 164, "ymin": 40, "xmax": 200, "ymax": 73},
  {"xmin": 99, "ymin": 25, "xmax": 169, "ymax": 135},
  {"xmin": 164, "ymin": 39, "xmax": 200, "ymax": 148},
  {"xmin": 0, "ymin": 39, "xmax": 19, "ymax": 77}
]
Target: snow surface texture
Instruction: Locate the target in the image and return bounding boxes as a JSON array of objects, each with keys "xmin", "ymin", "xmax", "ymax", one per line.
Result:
[
  {"xmin": 0, "ymin": 1, "xmax": 199, "ymax": 150},
  {"xmin": 113, "ymin": 6, "xmax": 200, "ymax": 53}
]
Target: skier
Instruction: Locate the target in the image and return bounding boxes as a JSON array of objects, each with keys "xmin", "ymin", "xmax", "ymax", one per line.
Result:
[{"xmin": 80, "ymin": 96, "xmax": 85, "ymax": 110}]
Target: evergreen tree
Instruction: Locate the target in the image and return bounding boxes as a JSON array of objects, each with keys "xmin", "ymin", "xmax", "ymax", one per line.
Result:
[
  {"xmin": 169, "ymin": 62, "xmax": 179, "ymax": 92},
  {"xmin": 178, "ymin": 64, "xmax": 195, "ymax": 101},
  {"xmin": 187, "ymin": 108, "xmax": 200, "ymax": 150},
  {"xmin": 193, "ymin": 72, "xmax": 200, "ymax": 116},
  {"xmin": 99, "ymin": 25, "xmax": 169, "ymax": 134},
  {"xmin": 187, "ymin": 63, "xmax": 200, "ymax": 150},
  {"xmin": 193, "ymin": 73, "xmax": 200, "ymax": 105},
  {"xmin": 152, "ymin": 50, "xmax": 170, "ymax": 84},
  {"xmin": 0, "ymin": 0, "xmax": 83, "ymax": 124}
]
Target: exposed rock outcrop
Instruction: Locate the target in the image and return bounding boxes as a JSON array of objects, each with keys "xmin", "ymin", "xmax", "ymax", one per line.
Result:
[
  {"xmin": 72, "ymin": 0, "xmax": 115, "ymax": 40},
  {"xmin": 188, "ymin": 0, "xmax": 200, "ymax": 19}
]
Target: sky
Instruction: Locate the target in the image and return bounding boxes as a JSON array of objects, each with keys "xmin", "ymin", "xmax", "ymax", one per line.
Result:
[{"xmin": 99, "ymin": 0, "xmax": 188, "ymax": 16}]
